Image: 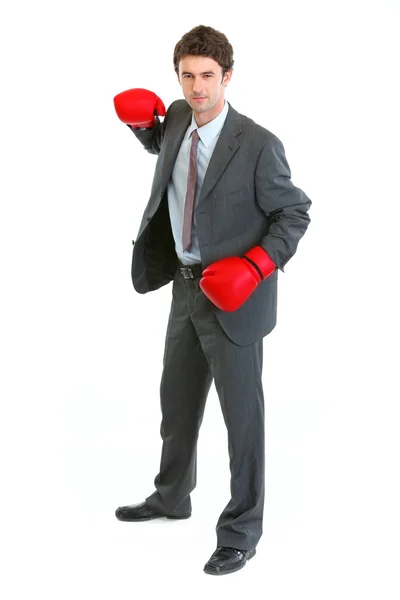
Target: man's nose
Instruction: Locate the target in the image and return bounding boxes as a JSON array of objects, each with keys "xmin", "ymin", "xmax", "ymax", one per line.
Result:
[{"xmin": 192, "ymin": 77, "xmax": 203, "ymax": 93}]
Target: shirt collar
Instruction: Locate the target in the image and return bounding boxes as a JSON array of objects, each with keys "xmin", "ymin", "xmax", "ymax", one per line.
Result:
[{"xmin": 187, "ymin": 100, "xmax": 229, "ymax": 148}]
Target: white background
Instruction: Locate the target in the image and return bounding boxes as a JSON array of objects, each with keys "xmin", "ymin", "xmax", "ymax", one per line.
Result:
[{"xmin": 1, "ymin": 1, "xmax": 399, "ymax": 598}]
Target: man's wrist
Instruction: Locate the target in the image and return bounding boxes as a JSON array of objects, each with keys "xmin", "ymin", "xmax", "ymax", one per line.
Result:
[{"xmin": 127, "ymin": 125, "xmax": 153, "ymax": 131}]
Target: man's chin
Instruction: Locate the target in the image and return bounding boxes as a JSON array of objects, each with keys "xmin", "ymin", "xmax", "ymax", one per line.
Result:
[{"xmin": 191, "ymin": 101, "xmax": 209, "ymax": 111}]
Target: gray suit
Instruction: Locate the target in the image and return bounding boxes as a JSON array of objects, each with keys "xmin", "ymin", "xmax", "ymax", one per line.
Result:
[
  {"xmin": 128, "ymin": 99, "xmax": 311, "ymax": 550},
  {"xmin": 131, "ymin": 100, "xmax": 311, "ymax": 345}
]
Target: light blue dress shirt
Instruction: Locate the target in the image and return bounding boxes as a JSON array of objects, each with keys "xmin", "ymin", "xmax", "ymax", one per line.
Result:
[{"xmin": 167, "ymin": 99, "xmax": 230, "ymax": 265}]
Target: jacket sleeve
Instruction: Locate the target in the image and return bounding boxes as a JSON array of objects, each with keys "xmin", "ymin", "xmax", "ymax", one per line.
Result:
[
  {"xmin": 255, "ymin": 135, "xmax": 312, "ymax": 272},
  {"xmin": 126, "ymin": 100, "xmax": 176, "ymax": 155}
]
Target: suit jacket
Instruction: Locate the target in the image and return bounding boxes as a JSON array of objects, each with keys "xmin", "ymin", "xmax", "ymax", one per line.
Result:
[{"xmin": 129, "ymin": 99, "xmax": 311, "ymax": 346}]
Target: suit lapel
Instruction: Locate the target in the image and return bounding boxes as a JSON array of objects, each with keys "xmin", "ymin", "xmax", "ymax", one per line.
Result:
[
  {"xmin": 198, "ymin": 106, "xmax": 242, "ymax": 205},
  {"xmin": 160, "ymin": 109, "xmax": 191, "ymax": 195}
]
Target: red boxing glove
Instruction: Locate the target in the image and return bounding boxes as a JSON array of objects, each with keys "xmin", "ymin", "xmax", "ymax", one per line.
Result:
[
  {"xmin": 199, "ymin": 246, "xmax": 276, "ymax": 312},
  {"xmin": 113, "ymin": 88, "xmax": 166, "ymax": 129}
]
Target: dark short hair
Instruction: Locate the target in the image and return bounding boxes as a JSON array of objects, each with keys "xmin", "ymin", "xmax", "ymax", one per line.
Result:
[{"xmin": 173, "ymin": 25, "xmax": 234, "ymax": 81}]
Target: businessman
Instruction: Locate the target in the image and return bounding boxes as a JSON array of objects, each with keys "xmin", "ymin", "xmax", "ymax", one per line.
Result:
[{"xmin": 113, "ymin": 24, "xmax": 312, "ymax": 575}]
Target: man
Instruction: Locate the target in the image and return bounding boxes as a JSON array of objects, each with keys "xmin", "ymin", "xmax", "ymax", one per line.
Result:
[{"xmin": 113, "ymin": 25, "xmax": 312, "ymax": 576}]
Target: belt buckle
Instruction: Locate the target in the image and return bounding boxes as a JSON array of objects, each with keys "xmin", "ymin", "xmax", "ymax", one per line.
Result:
[{"xmin": 181, "ymin": 266, "xmax": 195, "ymax": 279}]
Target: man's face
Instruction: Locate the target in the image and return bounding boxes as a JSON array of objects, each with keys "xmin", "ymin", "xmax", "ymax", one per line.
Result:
[{"xmin": 177, "ymin": 55, "xmax": 232, "ymax": 125}]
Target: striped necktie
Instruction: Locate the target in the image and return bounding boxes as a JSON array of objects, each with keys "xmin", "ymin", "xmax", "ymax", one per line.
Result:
[{"xmin": 182, "ymin": 129, "xmax": 200, "ymax": 252}]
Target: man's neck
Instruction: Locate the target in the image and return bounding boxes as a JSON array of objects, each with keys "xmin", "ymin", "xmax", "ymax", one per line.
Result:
[{"xmin": 194, "ymin": 99, "xmax": 226, "ymax": 128}]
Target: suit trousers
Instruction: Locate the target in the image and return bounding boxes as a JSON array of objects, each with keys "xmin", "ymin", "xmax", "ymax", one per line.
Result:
[{"xmin": 145, "ymin": 258, "xmax": 265, "ymax": 551}]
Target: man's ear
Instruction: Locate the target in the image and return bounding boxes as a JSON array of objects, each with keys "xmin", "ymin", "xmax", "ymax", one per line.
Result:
[
  {"xmin": 221, "ymin": 69, "xmax": 232, "ymax": 86},
  {"xmin": 224, "ymin": 69, "xmax": 233, "ymax": 85}
]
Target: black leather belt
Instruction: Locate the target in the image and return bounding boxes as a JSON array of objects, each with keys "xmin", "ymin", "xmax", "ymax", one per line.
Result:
[{"xmin": 177, "ymin": 260, "xmax": 203, "ymax": 279}]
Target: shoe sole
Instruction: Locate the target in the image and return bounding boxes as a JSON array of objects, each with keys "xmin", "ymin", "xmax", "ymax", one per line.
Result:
[
  {"xmin": 203, "ymin": 548, "xmax": 256, "ymax": 575},
  {"xmin": 115, "ymin": 512, "xmax": 191, "ymax": 522}
]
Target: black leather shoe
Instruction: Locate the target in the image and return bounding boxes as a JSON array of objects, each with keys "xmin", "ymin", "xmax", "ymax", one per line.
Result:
[
  {"xmin": 115, "ymin": 500, "xmax": 191, "ymax": 521},
  {"xmin": 203, "ymin": 546, "xmax": 256, "ymax": 575}
]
